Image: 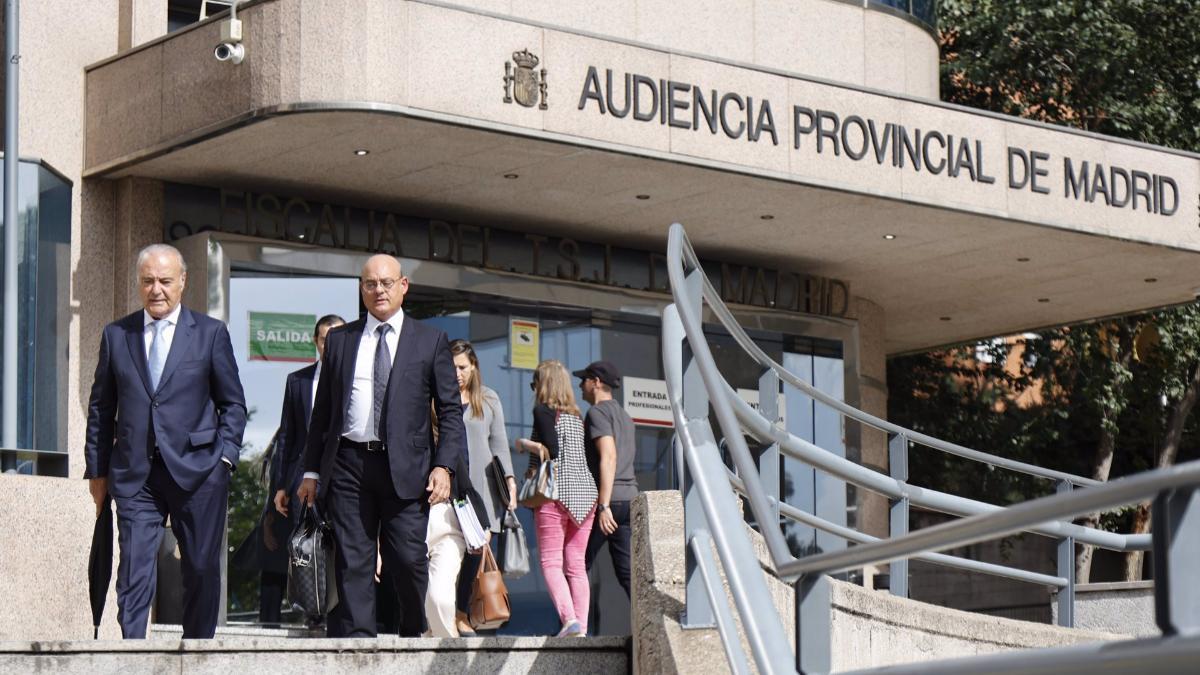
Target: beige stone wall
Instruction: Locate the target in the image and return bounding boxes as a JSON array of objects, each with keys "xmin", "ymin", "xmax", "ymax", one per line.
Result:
[
  {"xmin": 113, "ymin": 178, "xmax": 167, "ymax": 316},
  {"xmin": 847, "ymin": 295, "xmax": 889, "ymax": 538},
  {"xmin": 437, "ymin": 0, "xmax": 940, "ymax": 99},
  {"xmin": 119, "ymin": 0, "xmax": 169, "ymax": 51},
  {"xmin": 84, "ymin": 0, "xmax": 1200, "ymax": 258},
  {"xmin": 0, "ymin": 475, "xmax": 121, "ymax": 639},
  {"xmin": 633, "ymin": 490, "xmax": 1124, "ymax": 674}
]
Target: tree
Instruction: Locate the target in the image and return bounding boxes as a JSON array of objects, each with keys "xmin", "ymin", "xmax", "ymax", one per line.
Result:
[
  {"xmin": 1118, "ymin": 306, "xmax": 1200, "ymax": 578},
  {"xmin": 917, "ymin": 0, "xmax": 1200, "ymax": 581},
  {"xmin": 940, "ymin": 0, "xmax": 1200, "ymax": 149}
]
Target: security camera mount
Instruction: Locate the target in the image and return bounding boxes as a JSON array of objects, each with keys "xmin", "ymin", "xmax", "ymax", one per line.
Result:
[
  {"xmin": 215, "ymin": 1, "xmax": 244, "ymax": 65},
  {"xmin": 220, "ymin": 17, "xmax": 242, "ymax": 44}
]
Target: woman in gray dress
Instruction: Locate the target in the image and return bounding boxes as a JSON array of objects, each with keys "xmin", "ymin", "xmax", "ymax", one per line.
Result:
[{"xmin": 450, "ymin": 339, "xmax": 516, "ymax": 635}]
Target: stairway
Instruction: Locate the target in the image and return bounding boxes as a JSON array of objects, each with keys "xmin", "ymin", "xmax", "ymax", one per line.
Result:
[{"xmin": 3, "ymin": 625, "xmax": 630, "ymax": 674}]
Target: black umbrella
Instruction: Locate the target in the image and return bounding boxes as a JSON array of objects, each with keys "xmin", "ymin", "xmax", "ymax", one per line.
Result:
[{"xmin": 88, "ymin": 495, "xmax": 114, "ymax": 639}]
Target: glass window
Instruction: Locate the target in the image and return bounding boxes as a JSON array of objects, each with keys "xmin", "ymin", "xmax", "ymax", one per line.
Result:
[
  {"xmin": 869, "ymin": 0, "xmax": 936, "ymax": 31},
  {"xmin": 219, "ymin": 260, "xmax": 855, "ymax": 633},
  {"xmin": 0, "ymin": 159, "xmax": 72, "ymax": 467}
]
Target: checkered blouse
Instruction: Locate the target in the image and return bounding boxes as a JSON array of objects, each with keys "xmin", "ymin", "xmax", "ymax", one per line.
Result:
[{"xmin": 529, "ymin": 403, "xmax": 597, "ymax": 524}]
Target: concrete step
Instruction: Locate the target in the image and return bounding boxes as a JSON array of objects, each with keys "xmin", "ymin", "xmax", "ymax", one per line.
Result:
[{"xmin": 0, "ymin": 633, "xmax": 631, "ymax": 674}]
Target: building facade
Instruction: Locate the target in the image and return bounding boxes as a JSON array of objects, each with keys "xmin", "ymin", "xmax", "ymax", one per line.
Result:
[{"xmin": 1, "ymin": 0, "xmax": 1198, "ymax": 639}]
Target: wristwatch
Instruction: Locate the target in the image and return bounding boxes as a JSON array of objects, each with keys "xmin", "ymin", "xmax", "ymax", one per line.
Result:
[{"xmin": 597, "ymin": 503, "xmax": 609, "ymax": 513}]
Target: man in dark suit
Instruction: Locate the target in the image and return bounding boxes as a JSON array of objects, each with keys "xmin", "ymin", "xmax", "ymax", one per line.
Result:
[
  {"xmin": 271, "ymin": 314, "xmax": 347, "ymax": 520},
  {"xmin": 85, "ymin": 243, "xmax": 247, "ymax": 639},
  {"xmin": 297, "ymin": 254, "xmax": 465, "ymax": 638},
  {"xmin": 257, "ymin": 313, "xmax": 345, "ymax": 624}
]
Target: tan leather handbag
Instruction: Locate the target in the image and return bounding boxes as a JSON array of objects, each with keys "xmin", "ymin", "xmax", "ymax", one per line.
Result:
[{"xmin": 469, "ymin": 545, "xmax": 511, "ymax": 630}]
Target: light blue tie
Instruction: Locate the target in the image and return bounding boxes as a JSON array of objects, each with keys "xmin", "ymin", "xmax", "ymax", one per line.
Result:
[{"xmin": 148, "ymin": 320, "xmax": 168, "ymax": 391}]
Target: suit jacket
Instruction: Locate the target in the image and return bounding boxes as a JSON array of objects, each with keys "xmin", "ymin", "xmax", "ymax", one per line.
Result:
[
  {"xmin": 84, "ymin": 306, "xmax": 248, "ymax": 499},
  {"xmin": 303, "ymin": 315, "xmax": 465, "ymax": 501},
  {"xmin": 270, "ymin": 362, "xmax": 317, "ymax": 499}
]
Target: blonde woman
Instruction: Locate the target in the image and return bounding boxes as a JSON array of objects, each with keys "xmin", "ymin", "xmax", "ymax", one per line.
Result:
[{"xmin": 519, "ymin": 360, "xmax": 597, "ymax": 637}]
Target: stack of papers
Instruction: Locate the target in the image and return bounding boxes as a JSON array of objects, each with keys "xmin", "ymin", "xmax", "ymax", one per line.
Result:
[{"xmin": 453, "ymin": 498, "xmax": 489, "ymax": 550}]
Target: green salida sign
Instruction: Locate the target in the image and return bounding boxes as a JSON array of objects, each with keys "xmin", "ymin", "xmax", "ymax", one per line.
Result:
[{"xmin": 248, "ymin": 312, "xmax": 316, "ymax": 362}]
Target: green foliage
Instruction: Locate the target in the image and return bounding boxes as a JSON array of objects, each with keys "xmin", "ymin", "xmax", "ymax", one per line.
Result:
[
  {"xmin": 888, "ymin": 343, "xmax": 1053, "ymax": 504},
  {"xmin": 940, "ymin": 0, "xmax": 1200, "ymax": 151},
  {"xmin": 890, "ymin": 2, "xmax": 1200, "ymax": 520},
  {"xmin": 227, "ymin": 451, "xmax": 270, "ymax": 615}
]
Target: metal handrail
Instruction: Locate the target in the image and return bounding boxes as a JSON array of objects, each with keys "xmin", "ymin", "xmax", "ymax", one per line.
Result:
[
  {"xmin": 662, "ymin": 221, "xmax": 1200, "ymax": 673},
  {"xmin": 778, "ymin": 458, "xmax": 1200, "ymax": 579},
  {"xmin": 727, "ymin": 389, "xmax": 1149, "ymax": 552},
  {"xmin": 664, "ymin": 303, "xmax": 796, "ymax": 674},
  {"xmin": 685, "ymin": 228, "xmax": 1099, "ymax": 487},
  {"xmin": 672, "ymin": 218, "xmax": 1139, "ymax": 549},
  {"xmin": 727, "ymin": 471, "xmax": 1069, "ymax": 588}
]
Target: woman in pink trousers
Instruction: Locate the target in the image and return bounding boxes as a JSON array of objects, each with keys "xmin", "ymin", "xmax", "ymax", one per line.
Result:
[{"xmin": 520, "ymin": 359, "xmax": 598, "ymax": 637}]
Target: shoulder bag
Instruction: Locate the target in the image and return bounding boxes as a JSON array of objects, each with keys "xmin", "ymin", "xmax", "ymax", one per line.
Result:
[
  {"xmin": 468, "ymin": 545, "xmax": 511, "ymax": 630},
  {"xmin": 498, "ymin": 510, "xmax": 530, "ymax": 578},
  {"xmin": 517, "ymin": 444, "xmax": 557, "ymax": 509}
]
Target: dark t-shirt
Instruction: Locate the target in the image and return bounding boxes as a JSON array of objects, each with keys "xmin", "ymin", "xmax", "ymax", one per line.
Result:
[{"xmin": 585, "ymin": 399, "xmax": 639, "ymax": 503}]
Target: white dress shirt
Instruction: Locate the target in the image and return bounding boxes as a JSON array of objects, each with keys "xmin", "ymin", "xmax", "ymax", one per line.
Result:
[
  {"xmin": 311, "ymin": 360, "xmax": 322, "ymax": 412},
  {"xmin": 143, "ymin": 303, "xmax": 182, "ymax": 359},
  {"xmin": 304, "ymin": 310, "xmax": 403, "ymax": 482},
  {"xmin": 145, "ymin": 304, "xmax": 233, "ymax": 470}
]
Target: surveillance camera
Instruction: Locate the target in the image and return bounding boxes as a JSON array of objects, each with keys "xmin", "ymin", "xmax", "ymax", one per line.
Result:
[{"xmin": 214, "ymin": 42, "xmax": 244, "ymax": 64}]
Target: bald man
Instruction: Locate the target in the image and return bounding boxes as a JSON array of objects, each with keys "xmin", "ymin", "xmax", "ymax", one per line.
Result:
[
  {"xmin": 84, "ymin": 243, "xmax": 247, "ymax": 639},
  {"xmin": 297, "ymin": 254, "xmax": 465, "ymax": 638}
]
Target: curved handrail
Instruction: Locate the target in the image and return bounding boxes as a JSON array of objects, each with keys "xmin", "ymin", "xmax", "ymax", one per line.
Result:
[
  {"xmin": 665, "ymin": 302, "xmax": 795, "ymax": 674},
  {"xmin": 668, "ymin": 220, "xmax": 1143, "ymax": 548},
  {"xmin": 726, "ymin": 471, "xmax": 1069, "ymax": 588},
  {"xmin": 666, "ymin": 228, "xmax": 798, "ymax": 570},
  {"xmin": 674, "ymin": 225, "xmax": 1099, "ymax": 488},
  {"xmin": 778, "ymin": 458, "xmax": 1200, "ymax": 579},
  {"xmin": 726, "ymin": 387, "xmax": 1149, "ymax": 552},
  {"xmin": 663, "ymin": 221, "xmax": 1198, "ymax": 673}
]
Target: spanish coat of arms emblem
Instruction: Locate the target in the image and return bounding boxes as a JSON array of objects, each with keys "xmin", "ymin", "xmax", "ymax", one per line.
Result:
[{"xmin": 504, "ymin": 49, "xmax": 548, "ymax": 110}]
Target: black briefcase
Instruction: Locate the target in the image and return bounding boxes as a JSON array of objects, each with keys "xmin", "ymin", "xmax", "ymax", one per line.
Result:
[{"xmin": 287, "ymin": 503, "xmax": 337, "ymax": 623}]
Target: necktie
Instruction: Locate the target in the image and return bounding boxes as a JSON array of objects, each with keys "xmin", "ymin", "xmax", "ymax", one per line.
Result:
[
  {"xmin": 148, "ymin": 319, "xmax": 168, "ymax": 391},
  {"xmin": 373, "ymin": 323, "xmax": 392, "ymax": 439}
]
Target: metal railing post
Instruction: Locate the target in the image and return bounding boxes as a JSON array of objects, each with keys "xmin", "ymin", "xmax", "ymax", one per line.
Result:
[
  {"xmin": 2, "ymin": 0, "xmax": 22, "ymax": 450},
  {"xmin": 674, "ymin": 268, "xmax": 715, "ymax": 629},
  {"xmin": 796, "ymin": 573, "xmax": 832, "ymax": 675},
  {"xmin": 1152, "ymin": 487, "xmax": 1200, "ymax": 636},
  {"xmin": 759, "ymin": 369, "xmax": 782, "ymax": 523},
  {"xmin": 888, "ymin": 432, "xmax": 909, "ymax": 597},
  {"xmin": 1056, "ymin": 479, "xmax": 1075, "ymax": 628}
]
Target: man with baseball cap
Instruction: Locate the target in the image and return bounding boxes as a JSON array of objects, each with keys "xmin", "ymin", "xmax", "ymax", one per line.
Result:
[{"xmin": 573, "ymin": 360, "xmax": 637, "ymax": 596}]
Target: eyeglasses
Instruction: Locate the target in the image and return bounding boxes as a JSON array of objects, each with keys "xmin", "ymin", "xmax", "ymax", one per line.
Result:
[
  {"xmin": 529, "ymin": 381, "xmax": 538, "ymax": 391},
  {"xmin": 361, "ymin": 278, "xmax": 401, "ymax": 292}
]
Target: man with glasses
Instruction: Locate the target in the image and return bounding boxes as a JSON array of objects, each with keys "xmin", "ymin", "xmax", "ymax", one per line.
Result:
[{"xmin": 297, "ymin": 254, "xmax": 465, "ymax": 638}]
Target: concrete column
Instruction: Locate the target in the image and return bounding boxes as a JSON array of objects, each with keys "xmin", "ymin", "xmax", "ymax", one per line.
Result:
[
  {"xmin": 848, "ymin": 295, "xmax": 888, "ymax": 540},
  {"xmin": 69, "ymin": 179, "xmax": 118, "ymax": 479},
  {"xmin": 113, "ymin": 178, "xmax": 165, "ymax": 316},
  {"xmin": 118, "ymin": 0, "xmax": 169, "ymax": 52}
]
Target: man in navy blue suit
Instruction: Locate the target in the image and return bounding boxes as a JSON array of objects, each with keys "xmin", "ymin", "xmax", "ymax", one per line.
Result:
[
  {"xmin": 85, "ymin": 244, "xmax": 247, "ymax": 639},
  {"xmin": 260, "ymin": 313, "xmax": 344, "ymax": 623},
  {"xmin": 297, "ymin": 254, "xmax": 465, "ymax": 638}
]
